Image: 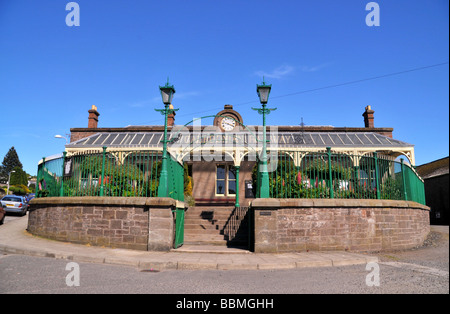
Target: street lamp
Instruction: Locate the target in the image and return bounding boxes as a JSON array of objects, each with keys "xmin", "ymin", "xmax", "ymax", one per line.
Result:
[
  {"xmin": 159, "ymin": 78, "xmax": 176, "ymax": 105},
  {"xmin": 54, "ymin": 134, "xmax": 68, "ymax": 144},
  {"xmin": 6, "ymin": 170, "xmax": 16, "ymax": 195},
  {"xmin": 252, "ymin": 78, "xmax": 277, "ymax": 198},
  {"xmin": 256, "ymin": 79, "xmax": 271, "ymax": 104},
  {"xmin": 155, "ymin": 78, "xmax": 179, "ymax": 197}
]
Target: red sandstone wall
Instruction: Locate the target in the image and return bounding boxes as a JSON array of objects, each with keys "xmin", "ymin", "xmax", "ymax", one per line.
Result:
[
  {"xmin": 27, "ymin": 197, "xmax": 178, "ymax": 251},
  {"xmin": 252, "ymin": 199, "xmax": 430, "ymax": 253}
]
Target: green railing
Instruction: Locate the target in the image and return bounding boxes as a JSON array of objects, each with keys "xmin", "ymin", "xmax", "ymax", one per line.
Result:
[
  {"xmin": 166, "ymin": 154, "xmax": 185, "ymax": 248},
  {"xmin": 36, "ymin": 148, "xmax": 187, "ymax": 248},
  {"xmin": 36, "ymin": 148, "xmax": 426, "ymax": 206},
  {"xmin": 254, "ymin": 148, "xmax": 426, "ymax": 205},
  {"xmin": 36, "ymin": 154, "xmax": 65, "ymax": 198},
  {"xmin": 402, "ymin": 159, "xmax": 426, "ymax": 204},
  {"xmin": 36, "ymin": 149, "xmax": 172, "ymax": 198}
]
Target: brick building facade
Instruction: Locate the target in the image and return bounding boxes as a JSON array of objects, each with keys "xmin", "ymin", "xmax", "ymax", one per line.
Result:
[
  {"xmin": 67, "ymin": 105, "xmax": 416, "ymax": 208},
  {"xmin": 27, "ymin": 104, "xmax": 429, "ymax": 252}
]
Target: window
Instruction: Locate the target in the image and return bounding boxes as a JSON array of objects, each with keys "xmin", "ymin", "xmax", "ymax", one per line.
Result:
[
  {"xmin": 228, "ymin": 167, "xmax": 236, "ymax": 195},
  {"xmin": 216, "ymin": 164, "xmax": 237, "ymax": 196},
  {"xmin": 2, "ymin": 196, "xmax": 21, "ymax": 202},
  {"xmin": 216, "ymin": 165, "xmax": 226, "ymax": 195}
]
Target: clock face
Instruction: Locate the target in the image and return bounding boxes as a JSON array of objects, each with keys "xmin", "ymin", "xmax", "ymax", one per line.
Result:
[{"xmin": 221, "ymin": 117, "xmax": 236, "ymax": 131}]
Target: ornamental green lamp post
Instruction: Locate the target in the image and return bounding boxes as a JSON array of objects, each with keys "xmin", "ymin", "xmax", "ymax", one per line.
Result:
[
  {"xmin": 155, "ymin": 78, "xmax": 178, "ymax": 197},
  {"xmin": 252, "ymin": 78, "xmax": 277, "ymax": 198}
]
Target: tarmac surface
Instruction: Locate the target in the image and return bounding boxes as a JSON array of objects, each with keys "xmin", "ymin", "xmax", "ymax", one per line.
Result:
[{"xmin": 0, "ymin": 216, "xmax": 379, "ymax": 271}]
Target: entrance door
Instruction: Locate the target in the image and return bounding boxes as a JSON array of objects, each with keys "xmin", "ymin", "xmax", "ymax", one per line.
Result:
[
  {"xmin": 191, "ymin": 162, "xmax": 236, "ymax": 206},
  {"xmin": 215, "ymin": 164, "xmax": 236, "ymax": 197}
]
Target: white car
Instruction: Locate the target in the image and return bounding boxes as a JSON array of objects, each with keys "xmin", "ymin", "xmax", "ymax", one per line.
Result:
[{"xmin": 1, "ymin": 195, "xmax": 28, "ymax": 216}]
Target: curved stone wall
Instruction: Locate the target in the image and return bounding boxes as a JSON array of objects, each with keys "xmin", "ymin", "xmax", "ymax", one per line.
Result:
[
  {"xmin": 27, "ymin": 197, "xmax": 180, "ymax": 251},
  {"xmin": 251, "ymin": 199, "xmax": 430, "ymax": 253},
  {"xmin": 28, "ymin": 197, "xmax": 430, "ymax": 253}
]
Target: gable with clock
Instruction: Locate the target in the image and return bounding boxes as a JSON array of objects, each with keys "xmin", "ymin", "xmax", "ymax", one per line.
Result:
[{"xmin": 213, "ymin": 104, "xmax": 243, "ymax": 132}]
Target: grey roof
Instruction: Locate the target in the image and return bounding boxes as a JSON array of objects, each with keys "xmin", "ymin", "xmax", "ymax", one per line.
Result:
[
  {"xmin": 66, "ymin": 131, "xmax": 413, "ymax": 149},
  {"xmin": 273, "ymin": 132, "xmax": 412, "ymax": 148}
]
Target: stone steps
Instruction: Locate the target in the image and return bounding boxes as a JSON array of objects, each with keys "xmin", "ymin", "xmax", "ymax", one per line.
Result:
[{"xmin": 183, "ymin": 206, "xmax": 250, "ymax": 246}]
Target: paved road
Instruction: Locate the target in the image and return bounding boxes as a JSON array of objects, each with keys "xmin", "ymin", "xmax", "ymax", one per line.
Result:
[
  {"xmin": 0, "ymin": 252, "xmax": 447, "ymax": 294},
  {"xmin": 0, "ymin": 225, "xmax": 448, "ymax": 294},
  {"xmin": 2, "ymin": 213, "xmax": 23, "ymax": 224},
  {"xmin": 0, "ymin": 215, "xmax": 448, "ymax": 294},
  {"xmin": 3, "ymin": 212, "xmax": 24, "ymax": 224}
]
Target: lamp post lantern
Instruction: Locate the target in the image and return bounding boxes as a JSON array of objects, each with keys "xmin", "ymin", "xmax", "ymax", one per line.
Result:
[
  {"xmin": 54, "ymin": 134, "xmax": 68, "ymax": 145},
  {"xmin": 155, "ymin": 78, "xmax": 178, "ymax": 197},
  {"xmin": 252, "ymin": 78, "xmax": 277, "ymax": 198}
]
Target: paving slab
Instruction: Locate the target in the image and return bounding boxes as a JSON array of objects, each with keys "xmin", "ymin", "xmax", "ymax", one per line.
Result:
[{"xmin": 0, "ymin": 217, "xmax": 378, "ymax": 271}]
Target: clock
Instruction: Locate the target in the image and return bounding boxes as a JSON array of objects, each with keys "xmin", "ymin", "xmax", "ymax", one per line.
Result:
[
  {"xmin": 213, "ymin": 105, "xmax": 243, "ymax": 131},
  {"xmin": 220, "ymin": 116, "xmax": 236, "ymax": 131}
]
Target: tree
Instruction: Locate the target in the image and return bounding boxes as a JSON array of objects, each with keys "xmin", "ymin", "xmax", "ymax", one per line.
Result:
[
  {"xmin": 10, "ymin": 166, "xmax": 28, "ymax": 186},
  {"xmin": 0, "ymin": 147, "xmax": 23, "ymax": 182}
]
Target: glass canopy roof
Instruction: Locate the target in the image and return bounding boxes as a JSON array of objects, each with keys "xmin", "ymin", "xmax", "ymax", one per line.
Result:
[{"xmin": 66, "ymin": 131, "xmax": 413, "ymax": 149}]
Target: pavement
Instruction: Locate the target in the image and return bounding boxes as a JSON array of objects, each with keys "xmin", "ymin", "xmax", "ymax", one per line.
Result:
[{"xmin": 0, "ymin": 216, "xmax": 379, "ymax": 271}]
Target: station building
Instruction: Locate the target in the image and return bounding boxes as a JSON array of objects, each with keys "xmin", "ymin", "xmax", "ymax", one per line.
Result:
[
  {"xmin": 29, "ymin": 102, "xmax": 429, "ymax": 253},
  {"xmin": 67, "ymin": 104, "xmax": 416, "ymax": 208}
]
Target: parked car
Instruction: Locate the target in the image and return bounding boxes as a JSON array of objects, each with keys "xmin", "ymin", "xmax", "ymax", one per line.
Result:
[
  {"xmin": 0, "ymin": 206, "xmax": 5, "ymax": 224},
  {"xmin": 27, "ymin": 193, "xmax": 35, "ymax": 202},
  {"xmin": 1, "ymin": 195, "xmax": 28, "ymax": 216}
]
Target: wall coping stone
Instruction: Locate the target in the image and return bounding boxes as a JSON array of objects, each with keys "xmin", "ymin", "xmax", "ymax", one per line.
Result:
[
  {"xmin": 251, "ymin": 198, "xmax": 430, "ymax": 211},
  {"xmin": 30, "ymin": 197, "xmax": 185, "ymax": 208}
]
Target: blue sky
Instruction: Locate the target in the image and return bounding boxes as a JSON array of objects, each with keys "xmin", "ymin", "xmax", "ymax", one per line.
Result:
[{"xmin": 0, "ymin": 0, "xmax": 448, "ymax": 175}]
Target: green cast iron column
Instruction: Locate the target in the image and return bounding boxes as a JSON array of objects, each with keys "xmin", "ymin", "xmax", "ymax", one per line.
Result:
[
  {"xmin": 373, "ymin": 152, "xmax": 380, "ymax": 199},
  {"xmin": 353, "ymin": 165, "xmax": 360, "ymax": 198},
  {"xmin": 260, "ymin": 104, "xmax": 269, "ymax": 198},
  {"xmin": 158, "ymin": 104, "xmax": 170, "ymax": 197},
  {"xmin": 59, "ymin": 151, "xmax": 67, "ymax": 197},
  {"xmin": 326, "ymin": 147, "xmax": 334, "ymax": 199},
  {"xmin": 252, "ymin": 79, "xmax": 276, "ymax": 198},
  {"xmin": 155, "ymin": 79, "xmax": 178, "ymax": 198},
  {"xmin": 99, "ymin": 146, "xmax": 107, "ymax": 196},
  {"xmin": 235, "ymin": 166, "xmax": 240, "ymax": 207},
  {"xmin": 401, "ymin": 158, "xmax": 408, "ymax": 200},
  {"xmin": 252, "ymin": 107, "xmax": 276, "ymax": 198}
]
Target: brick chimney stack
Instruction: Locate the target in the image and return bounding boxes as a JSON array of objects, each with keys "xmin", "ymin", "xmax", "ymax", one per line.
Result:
[
  {"xmin": 88, "ymin": 105, "xmax": 100, "ymax": 128},
  {"xmin": 168, "ymin": 104, "xmax": 176, "ymax": 127},
  {"xmin": 362, "ymin": 105, "xmax": 374, "ymax": 128}
]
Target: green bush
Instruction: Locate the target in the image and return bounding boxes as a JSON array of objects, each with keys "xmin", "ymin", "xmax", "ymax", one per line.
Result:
[
  {"xmin": 9, "ymin": 185, "xmax": 28, "ymax": 195},
  {"xmin": 63, "ymin": 155, "xmax": 161, "ymax": 197},
  {"xmin": 251, "ymin": 158, "xmax": 396, "ymax": 200}
]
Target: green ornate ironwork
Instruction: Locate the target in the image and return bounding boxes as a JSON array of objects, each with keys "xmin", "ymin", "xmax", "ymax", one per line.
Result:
[
  {"xmin": 252, "ymin": 79, "xmax": 277, "ymax": 198},
  {"xmin": 155, "ymin": 79, "xmax": 179, "ymax": 197}
]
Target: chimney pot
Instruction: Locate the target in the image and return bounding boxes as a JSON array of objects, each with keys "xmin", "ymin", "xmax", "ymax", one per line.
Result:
[
  {"xmin": 362, "ymin": 106, "xmax": 375, "ymax": 128},
  {"xmin": 88, "ymin": 106, "xmax": 100, "ymax": 128},
  {"xmin": 167, "ymin": 104, "xmax": 176, "ymax": 127}
]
